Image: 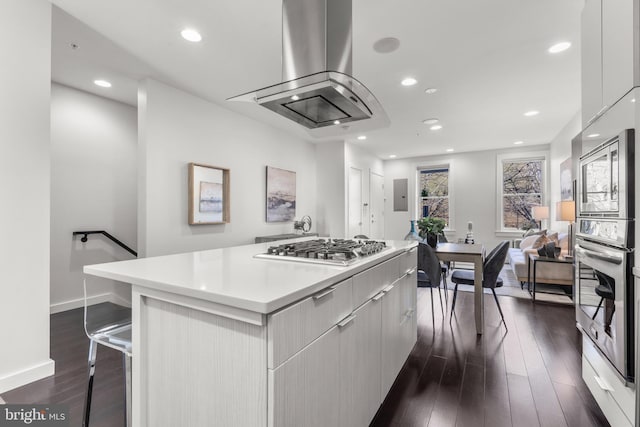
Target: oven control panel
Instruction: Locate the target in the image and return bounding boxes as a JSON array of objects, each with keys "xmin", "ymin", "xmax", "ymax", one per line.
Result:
[{"xmin": 576, "ymin": 218, "xmax": 631, "ymax": 248}]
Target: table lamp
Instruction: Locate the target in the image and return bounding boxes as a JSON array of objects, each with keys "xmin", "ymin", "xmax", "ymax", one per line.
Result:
[
  {"xmin": 532, "ymin": 205, "xmax": 549, "ymax": 230},
  {"xmin": 556, "ymin": 200, "xmax": 576, "ymax": 256}
]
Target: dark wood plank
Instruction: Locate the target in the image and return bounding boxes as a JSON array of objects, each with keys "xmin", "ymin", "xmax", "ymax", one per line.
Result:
[{"xmin": 507, "ymin": 373, "xmax": 541, "ymax": 427}]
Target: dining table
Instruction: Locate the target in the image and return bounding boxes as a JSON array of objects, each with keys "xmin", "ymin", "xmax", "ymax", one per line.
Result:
[{"xmin": 435, "ymin": 243, "xmax": 486, "ymax": 334}]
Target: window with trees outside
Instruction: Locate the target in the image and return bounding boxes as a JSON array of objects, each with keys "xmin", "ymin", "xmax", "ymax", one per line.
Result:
[
  {"xmin": 500, "ymin": 157, "xmax": 544, "ymax": 230},
  {"xmin": 419, "ymin": 167, "xmax": 450, "ymax": 226}
]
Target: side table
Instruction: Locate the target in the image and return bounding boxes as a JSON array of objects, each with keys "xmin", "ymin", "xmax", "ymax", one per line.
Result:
[{"xmin": 527, "ymin": 253, "xmax": 573, "ymax": 302}]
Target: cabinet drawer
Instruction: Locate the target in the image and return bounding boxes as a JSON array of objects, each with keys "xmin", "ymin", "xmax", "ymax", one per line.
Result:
[
  {"xmin": 582, "ymin": 355, "xmax": 633, "ymax": 427},
  {"xmin": 353, "ymin": 256, "xmax": 400, "ymax": 308},
  {"xmin": 268, "ymin": 278, "xmax": 353, "ymax": 368},
  {"xmin": 582, "ymin": 336, "xmax": 635, "ymax": 423},
  {"xmin": 399, "ymin": 246, "xmax": 418, "ymax": 276}
]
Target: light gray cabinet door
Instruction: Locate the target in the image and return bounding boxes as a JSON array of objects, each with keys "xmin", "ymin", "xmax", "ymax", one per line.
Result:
[
  {"xmin": 602, "ymin": 0, "xmax": 634, "ymax": 109},
  {"xmin": 269, "ymin": 327, "xmax": 340, "ymax": 427},
  {"xmin": 381, "ymin": 282, "xmax": 403, "ymax": 397},
  {"xmin": 338, "ymin": 298, "xmax": 382, "ymax": 427},
  {"xmin": 581, "ymin": 0, "xmax": 603, "ymax": 127}
]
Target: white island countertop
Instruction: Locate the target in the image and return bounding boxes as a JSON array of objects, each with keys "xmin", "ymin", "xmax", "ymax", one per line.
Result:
[{"xmin": 84, "ymin": 238, "xmax": 417, "ymax": 314}]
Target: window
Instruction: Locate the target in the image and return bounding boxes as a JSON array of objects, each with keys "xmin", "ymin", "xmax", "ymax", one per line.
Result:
[
  {"xmin": 419, "ymin": 167, "xmax": 450, "ymax": 226},
  {"xmin": 499, "ymin": 156, "xmax": 545, "ymax": 230}
]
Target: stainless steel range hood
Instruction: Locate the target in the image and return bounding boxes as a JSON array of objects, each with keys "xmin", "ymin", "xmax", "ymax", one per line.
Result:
[{"xmin": 228, "ymin": 0, "xmax": 389, "ymax": 137}]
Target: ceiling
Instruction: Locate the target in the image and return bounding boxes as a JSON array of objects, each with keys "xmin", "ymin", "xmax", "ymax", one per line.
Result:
[{"xmin": 51, "ymin": 0, "xmax": 583, "ymax": 159}]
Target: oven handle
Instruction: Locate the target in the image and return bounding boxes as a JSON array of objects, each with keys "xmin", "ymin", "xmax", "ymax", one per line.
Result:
[{"xmin": 575, "ymin": 246, "xmax": 623, "ymax": 265}]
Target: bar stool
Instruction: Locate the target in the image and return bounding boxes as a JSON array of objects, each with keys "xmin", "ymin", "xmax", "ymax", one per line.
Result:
[{"xmin": 82, "ymin": 279, "xmax": 132, "ymax": 427}]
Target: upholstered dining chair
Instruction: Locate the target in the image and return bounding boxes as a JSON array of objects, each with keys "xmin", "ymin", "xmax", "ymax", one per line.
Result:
[
  {"xmin": 592, "ymin": 271, "xmax": 615, "ymax": 330},
  {"xmin": 417, "ymin": 242, "xmax": 444, "ymax": 323},
  {"xmin": 450, "ymin": 240, "xmax": 510, "ymax": 330}
]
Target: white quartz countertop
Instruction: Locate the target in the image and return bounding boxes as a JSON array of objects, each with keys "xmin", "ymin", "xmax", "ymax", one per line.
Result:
[{"xmin": 84, "ymin": 238, "xmax": 417, "ymax": 314}]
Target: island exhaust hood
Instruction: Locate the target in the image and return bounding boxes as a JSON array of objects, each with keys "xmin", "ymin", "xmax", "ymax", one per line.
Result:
[{"xmin": 228, "ymin": 0, "xmax": 389, "ymax": 137}]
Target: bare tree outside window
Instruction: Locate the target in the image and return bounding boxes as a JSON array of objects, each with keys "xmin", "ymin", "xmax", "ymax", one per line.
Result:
[
  {"xmin": 419, "ymin": 168, "xmax": 449, "ymax": 226},
  {"xmin": 502, "ymin": 159, "xmax": 543, "ymax": 229}
]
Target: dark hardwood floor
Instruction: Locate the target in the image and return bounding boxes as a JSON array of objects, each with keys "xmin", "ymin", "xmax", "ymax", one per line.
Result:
[
  {"xmin": 1, "ymin": 307, "xmax": 125, "ymax": 427},
  {"xmin": 1, "ymin": 290, "xmax": 609, "ymax": 427},
  {"xmin": 371, "ymin": 288, "xmax": 610, "ymax": 427}
]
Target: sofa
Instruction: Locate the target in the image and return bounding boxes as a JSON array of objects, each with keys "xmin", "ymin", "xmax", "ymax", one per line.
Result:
[{"xmin": 506, "ymin": 231, "xmax": 573, "ymax": 288}]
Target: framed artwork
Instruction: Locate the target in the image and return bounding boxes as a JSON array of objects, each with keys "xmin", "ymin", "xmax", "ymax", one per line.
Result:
[
  {"xmin": 266, "ymin": 166, "xmax": 296, "ymax": 222},
  {"xmin": 560, "ymin": 157, "xmax": 572, "ymax": 200},
  {"xmin": 188, "ymin": 163, "xmax": 230, "ymax": 225}
]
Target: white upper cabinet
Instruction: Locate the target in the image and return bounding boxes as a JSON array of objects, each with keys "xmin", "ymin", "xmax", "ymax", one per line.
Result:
[
  {"xmin": 581, "ymin": 0, "xmax": 603, "ymax": 126},
  {"xmin": 602, "ymin": 0, "xmax": 634, "ymax": 110},
  {"xmin": 582, "ymin": 0, "xmax": 636, "ymax": 127}
]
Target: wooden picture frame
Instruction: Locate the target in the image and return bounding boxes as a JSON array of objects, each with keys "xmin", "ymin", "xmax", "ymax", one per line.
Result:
[{"xmin": 188, "ymin": 163, "xmax": 230, "ymax": 225}]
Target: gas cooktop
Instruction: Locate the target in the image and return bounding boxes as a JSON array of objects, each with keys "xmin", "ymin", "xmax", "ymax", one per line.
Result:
[{"xmin": 254, "ymin": 238, "xmax": 390, "ymax": 266}]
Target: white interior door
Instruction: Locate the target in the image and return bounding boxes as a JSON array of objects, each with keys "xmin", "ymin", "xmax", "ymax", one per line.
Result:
[
  {"xmin": 370, "ymin": 172, "xmax": 384, "ymax": 239},
  {"xmin": 348, "ymin": 167, "xmax": 363, "ymax": 238}
]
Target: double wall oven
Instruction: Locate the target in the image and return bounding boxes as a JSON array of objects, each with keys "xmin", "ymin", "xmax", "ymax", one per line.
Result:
[{"xmin": 575, "ymin": 129, "xmax": 635, "ymax": 382}]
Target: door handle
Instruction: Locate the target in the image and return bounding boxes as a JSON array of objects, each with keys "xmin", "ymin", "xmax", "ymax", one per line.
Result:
[
  {"xmin": 337, "ymin": 314, "xmax": 356, "ymax": 328},
  {"xmin": 575, "ymin": 246, "xmax": 623, "ymax": 264},
  {"xmin": 312, "ymin": 287, "xmax": 335, "ymax": 301}
]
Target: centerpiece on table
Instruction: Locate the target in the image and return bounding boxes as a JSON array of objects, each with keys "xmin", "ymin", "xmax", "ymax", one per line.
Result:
[{"xmin": 417, "ymin": 216, "xmax": 446, "ymax": 248}]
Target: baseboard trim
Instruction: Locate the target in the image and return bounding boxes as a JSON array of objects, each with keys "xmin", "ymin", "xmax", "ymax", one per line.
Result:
[
  {"xmin": 0, "ymin": 359, "xmax": 55, "ymax": 394},
  {"xmin": 50, "ymin": 292, "xmax": 130, "ymax": 314}
]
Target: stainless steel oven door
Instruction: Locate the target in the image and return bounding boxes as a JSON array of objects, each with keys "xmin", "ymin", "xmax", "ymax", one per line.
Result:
[{"xmin": 575, "ymin": 238, "xmax": 633, "ymax": 381}]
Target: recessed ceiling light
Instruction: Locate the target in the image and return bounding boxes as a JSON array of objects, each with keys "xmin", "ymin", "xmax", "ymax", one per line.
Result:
[
  {"xmin": 513, "ymin": 141, "xmax": 524, "ymax": 145},
  {"xmin": 401, "ymin": 77, "xmax": 417, "ymax": 86},
  {"xmin": 430, "ymin": 125, "xmax": 443, "ymax": 131},
  {"xmin": 181, "ymin": 28, "xmax": 202, "ymax": 42},
  {"xmin": 357, "ymin": 135, "xmax": 367, "ymax": 140},
  {"xmin": 587, "ymin": 133, "xmax": 600, "ymax": 138},
  {"xmin": 423, "ymin": 118, "xmax": 439, "ymax": 125},
  {"xmin": 424, "ymin": 88, "xmax": 438, "ymax": 94},
  {"xmin": 632, "ymin": 98, "xmax": 636, "ymax": 103},
  {"xmin": 291, "ymin": 95, "xmax": 300, "ymax": 101},
  {"xmin": 446, "ymin": 148, "xmax": 454, "ymax": 152},
  {"xmin": 548, "ymin": 41, "xmax": 571, "ymax": 53},
  {"xmin": 389, "ymin": 154, "xmax": 397, "ymax": 158},
  {"xmin": 93, "ymin": 79, "xmax": 112, "ymax": 88},
  {"xmin": 524, "ymin": 110, "xmax": 539, "ymax": 117},
  {"xmin": 333, "ymin": 120, "xmax": 341, "ymax": 125}
]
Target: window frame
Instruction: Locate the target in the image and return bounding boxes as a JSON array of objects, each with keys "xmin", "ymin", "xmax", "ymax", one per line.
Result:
[
  {"xmin": 496, "ymin": 151, "xmax": 548, "ymax": 234},
  {"xmin": 416, "ymin": 162, "xmax": 454, "ymax": 231}
]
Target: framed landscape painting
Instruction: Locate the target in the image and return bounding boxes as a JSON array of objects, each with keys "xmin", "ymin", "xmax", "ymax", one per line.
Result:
[
  {"xmin": 266, "ymin": 166, "xmax": 296, "ymax": 222},
  {"xmin": 188, "ymin": 163, "xmax": 230, "ymax": 225}
]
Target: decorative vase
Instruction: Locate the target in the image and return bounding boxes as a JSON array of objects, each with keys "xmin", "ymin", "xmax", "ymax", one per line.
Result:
[
  {"xmin": 426, "ymin": 233, "xmax": 438, "ymax": 248},
  {"xmin": 404, "ymin": 220, "xmax": 421, "ymax": 241}
]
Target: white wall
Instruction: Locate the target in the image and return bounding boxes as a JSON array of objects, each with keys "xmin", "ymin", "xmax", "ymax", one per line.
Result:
[
  {"xmin": 316, "ymin": 141, "xmax": 346, "ymax": 237},
  {"xmin": 50, "ymin": 83, "xmax": 137, "ymax": 312},
  {"xmin": 384, "ymin": 145, "xmax": 551, "ymax": 250},
  {"xmin": 0, "ymin": 0, "xmax": 54, "ymax": 393},
  {"xmin": 549, "ymin": 112, "xmax": 581, "ymax": 232},
  {"xmin": 138, "ymin": 79, "xmax": 318, "ymax": 257}
]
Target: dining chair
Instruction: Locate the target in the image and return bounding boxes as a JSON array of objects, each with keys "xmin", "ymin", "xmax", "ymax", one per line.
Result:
[
  {"xmin": 591, "ymin": 271, "xmax": 615, "ymax": 330},
  {"xmin": 417, "ymin": 242, "xmax": 444, "ymax": 323},
  {"xmin": 82, "ymin": 280, "xmax": 132, "ymax": 427},
  {"xmin": 450, "ymin": 240, "xmax": 510, "ymax": 330}
]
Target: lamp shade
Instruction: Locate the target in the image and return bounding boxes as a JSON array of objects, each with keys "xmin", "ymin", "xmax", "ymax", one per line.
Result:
[
  {"xmin": 556, "ymin": 200, "xmax": 576, "ymax": 222},
  {"xmin": 532, "ymin": 206, "xmax": 549, "ymax": 220}
]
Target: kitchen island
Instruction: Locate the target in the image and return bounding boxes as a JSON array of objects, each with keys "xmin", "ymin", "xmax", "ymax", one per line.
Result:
[{"xmin": 84, "ymin": 238, "xmax": 418, "ymax": 427}]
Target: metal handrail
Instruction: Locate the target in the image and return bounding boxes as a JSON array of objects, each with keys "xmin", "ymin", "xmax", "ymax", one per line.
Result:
[{"xmin": 73, "ymin": 230, "xmax": 137, "ymax": 257}]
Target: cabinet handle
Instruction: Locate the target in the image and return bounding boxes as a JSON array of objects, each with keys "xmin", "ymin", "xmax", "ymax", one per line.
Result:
[
  {"xmin": 407, "ymin": 247, "xmax": 417, "ymax": 254},
  {"xmin": 312, "ymin": 287, "xmax": 335, "ymax": 301},
  {"xmin": 406, "ymin": 267, "xmax": 416, "ymax": 275},
  {"xmin": 372, "ymin": 291, "xmax": 385, "ymax": 301},
  {"xmin": 337, "ymin": 314, "xmax": 356, "ymax": 328},
  {"xmin": 382, "ymin": 284, "xmax": 394, "ymax": 293},
  {"xmin": 405, "ymin": 308, "xmax": 415, "ymax": 317},
  {"xmin": 593, "ymin": 375, "xmax": 613, "ymax": 392}
]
